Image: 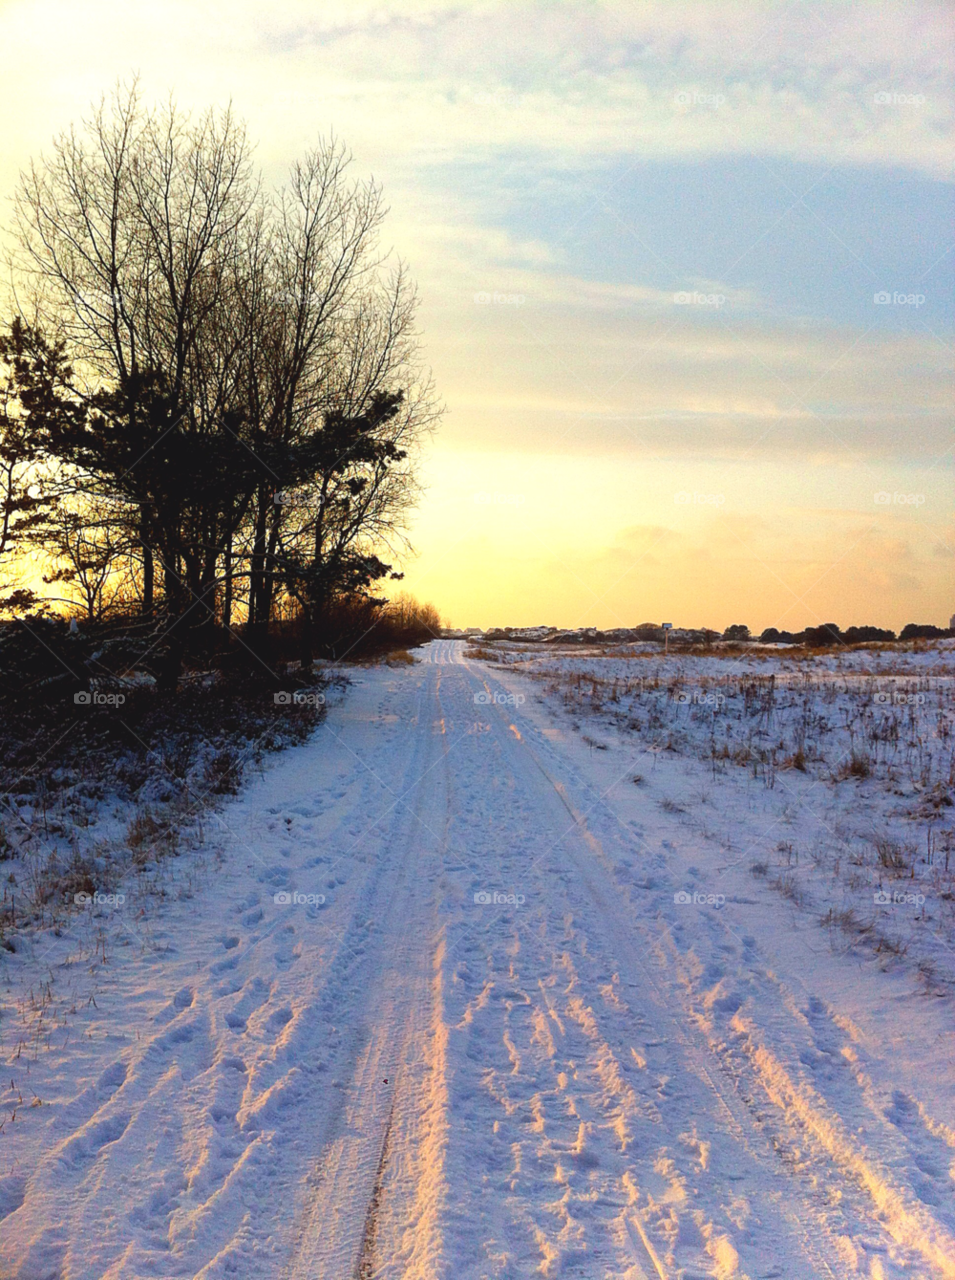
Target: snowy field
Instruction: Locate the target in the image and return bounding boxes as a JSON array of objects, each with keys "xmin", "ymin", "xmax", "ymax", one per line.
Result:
[
  {"xmin": 1, "ymin": 638, "xmax": 953, "ymax": 1278},
  {"xmin": 473, "ymin": 637, "xmax": 955, "ymax": 993}
]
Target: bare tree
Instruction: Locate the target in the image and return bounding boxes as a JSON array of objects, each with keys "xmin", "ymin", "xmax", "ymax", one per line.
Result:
[
  {"xmin": 237, "ymin": 145, "xmax": 439, "ymax": 659},
  {"xmin": 0, "ymin": 321, "xmax": 69, "ymax": 610},
  {"xmin": 8, "ymin": 88, "xmax": 440, "ymax": 678},
  {"xmin": 12, "ymin": 82, "xmax": 263, "ymax": 681},
  {"xmin": 42, "ymin": 500, "xmax": 136, "ymax": 622}
]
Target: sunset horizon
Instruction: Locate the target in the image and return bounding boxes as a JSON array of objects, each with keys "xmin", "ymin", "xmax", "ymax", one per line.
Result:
[{"xmin": 1, "ymin": 1, "xmax": 951, "ymax": 634}]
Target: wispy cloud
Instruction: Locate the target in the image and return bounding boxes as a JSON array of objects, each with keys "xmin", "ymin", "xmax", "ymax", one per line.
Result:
[
  {"xmin": 253, "ymin": 1, "xmax": 953, "ymax": 173},
  {"xmin": 3, "ymin": 2, "xmax": 950, "ymax": 174}
]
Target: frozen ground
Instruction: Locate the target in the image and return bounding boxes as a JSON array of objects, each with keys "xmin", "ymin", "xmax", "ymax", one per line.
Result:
[{"xmin": 0, "ymin": 639, "xmax": 953, "ymax": 1278}]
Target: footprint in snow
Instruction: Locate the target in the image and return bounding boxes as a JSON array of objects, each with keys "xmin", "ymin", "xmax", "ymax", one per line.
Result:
[
  {"xmin": 266, "ymin": 1006, "xmax": 293, "ymax": 1035},
  {"xmin": 153, "ymin": 986, "xmax": 196, "ymax": 1024},
  {"xmin": 58, "ymin": 1113, "xmax": 131, "ymax": 1166},
  {"xmin": 0, "ymin": 1175, "xmax": 26, "ymax": 1222},
  {"xmin": 161, "ymin": 1022, "xmax": 196, "ymax": 1047},
  {"xmin": 96, "ymin": 1061, "xmax": 128, "ymax": 1092},
  {"xmin": 221, "ymin": 976, "xmax": 271, "ymax": 1036}
]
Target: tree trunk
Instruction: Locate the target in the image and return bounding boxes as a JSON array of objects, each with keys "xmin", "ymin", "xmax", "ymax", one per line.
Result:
[
  {"xmin": 260, "ymin": 508, "xmax": 282, "ymax": 635},
  {"xmin": 199, "ymin": 538, "xmax": 220, "ymax": 644},
  {"xmin": 223, "ymin": 530, "xmax": 232, "ymax": 631},
  {"xmin": 247, "ymin": 485, "xmax": 269, "ymax": 650},
  {"xmin": 299, "ymin": 603, "xmax": 313, "ymax": 669},
  {"xmin": 156, "ymin": 545, "xmax": 186, "ymax": 693},
  {"xmin": 156, "ymin": 631, "xmax": 183, "ymax": 694},
  {"xmin": 141, "ymin": 507, "xmax": 154, "ymax": 617}
]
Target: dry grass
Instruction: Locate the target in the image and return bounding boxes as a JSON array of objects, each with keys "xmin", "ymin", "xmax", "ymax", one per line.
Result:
[
  {"xmin": 126, "ymin": 807, "xmax": 180, "ymax": 864},
  {"xmin": 499, "ymin": 641, "xmax": 955, "ymax": 986},
  {"xmin": 0, "ymin": 673, "xmax": 329, "ymax": 939},
  {"xmin": 659, "ymin": 797, "xmax": 686, "ymax": 814},
  {"xmin": 771, "ymin": 871, "xmax": 804, "ymax": 904},
  {"xmin": 836, "ymin": 751, "xmax": 872, "ymax": 780},
  {"xmin": 465, "ymin": 644, "xmax": 504, "ymax": 662},
  {"xmin": 871, "ymin": 832, "xmax": 912, "ymax": 871}
]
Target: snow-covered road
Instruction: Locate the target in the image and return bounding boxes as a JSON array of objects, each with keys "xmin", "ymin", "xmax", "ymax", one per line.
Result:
[{"xmin": 2, "ymin": 639, "xmax": 953, "ymax": 1278}]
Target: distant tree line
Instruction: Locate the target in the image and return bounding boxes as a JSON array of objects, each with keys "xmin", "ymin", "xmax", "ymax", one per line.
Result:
[
  {"xmin": 0, "ymin": 84, "xmax": 441, "ymax": 693},
  {"xmin": 722, "ymin": 622, "xmax": 952, "ymax": 645}
]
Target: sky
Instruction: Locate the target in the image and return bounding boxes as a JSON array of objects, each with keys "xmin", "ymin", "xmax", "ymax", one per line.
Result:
[{"xmin": 0, "ymin": 0, "xmax": 952, "ymax": 632}]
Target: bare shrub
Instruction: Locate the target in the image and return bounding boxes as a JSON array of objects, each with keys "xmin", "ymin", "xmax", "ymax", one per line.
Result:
[
  {"xmin": 837, "ymin": 751, "xmax": 872, "ymax": 780},
  {"xmin": 871, "ymin": 833, "xmax": 911, "ymax": 871},
  {"xmin": 770, "ymin": 871, "xmax": 804, "ymax": 904},
  {"xmin": 126, "ymin": 808, "xmax": 179, "ymax": 864},
  {"xmin": 201, "ymin": 747, "xmax": 243, "ymax": 795}
]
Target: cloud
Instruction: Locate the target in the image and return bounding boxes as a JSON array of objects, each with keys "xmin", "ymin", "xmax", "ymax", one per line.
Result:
[
  {"xmin": 249, "ymin": 1, "xmax": 953, "ymax": 174},
  {"xmin": 426, "ymin": 303, "xmax": 953, "ymax": 462},
  {"xmin": 2, "ymin": 1, "xmax": 950, "ymax": 179}
]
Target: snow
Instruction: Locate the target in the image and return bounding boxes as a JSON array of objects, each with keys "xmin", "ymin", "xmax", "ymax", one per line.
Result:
[{"xmin": 1, "ymin": 639, "xmax": 953, "ymax": 1278}]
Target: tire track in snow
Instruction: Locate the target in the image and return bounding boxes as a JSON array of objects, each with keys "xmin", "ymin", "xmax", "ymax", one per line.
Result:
[
  {"xmin": 283, "ymin": 667, "xmax": 450, "ymax": 1279},
  {"xmin": 650, "ymin": 920, "xmax": 955, "ymax": 1279}
]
